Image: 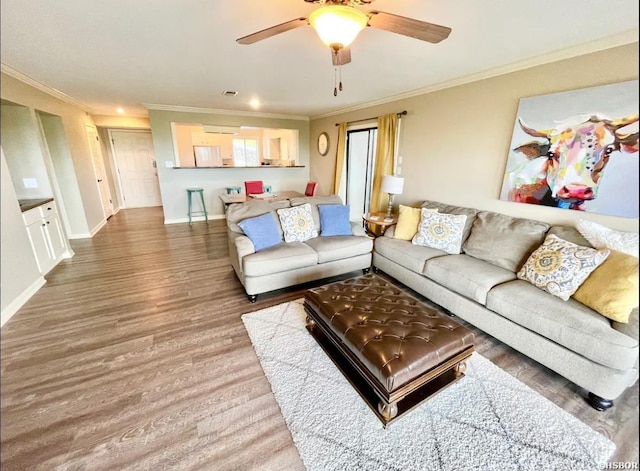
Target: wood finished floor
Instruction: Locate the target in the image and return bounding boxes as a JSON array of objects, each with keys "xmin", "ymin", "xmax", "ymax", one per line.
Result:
[{"xmin": 1, "ymin": 207, "xmax": 638, "ymax": 470}]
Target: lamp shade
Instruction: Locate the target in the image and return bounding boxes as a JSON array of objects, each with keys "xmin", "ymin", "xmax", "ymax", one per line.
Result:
[
  {"xmin": 309, "ymin": 5, "xmax": 368, "ymax": 48},
  {"xmin": 381, "ymin": 175, "xmax": 404, "ymax": 195}
]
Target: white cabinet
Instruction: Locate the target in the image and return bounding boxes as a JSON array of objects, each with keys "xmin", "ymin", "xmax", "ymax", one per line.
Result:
[{"xmin": 22, "ymin": 201, "xmax": 67, "ymax": 274}]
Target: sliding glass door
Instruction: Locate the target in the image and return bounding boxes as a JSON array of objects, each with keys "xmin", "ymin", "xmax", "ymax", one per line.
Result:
[{"xmin": 342, "ymin": 127, "xmax": 377, "ymax": 220}]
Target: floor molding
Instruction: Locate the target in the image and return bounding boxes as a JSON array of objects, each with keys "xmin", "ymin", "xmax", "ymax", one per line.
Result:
[
  {"xmin": 89, "ymin": 219, "xmax": 108, "ymax": 237},
  {"xmin": 164, "ymin": 215, "xmax": 225, "ymax": 225},
  {"xmin": 1, "ymin": 276, "xmax": 46, "ymax": 327}
]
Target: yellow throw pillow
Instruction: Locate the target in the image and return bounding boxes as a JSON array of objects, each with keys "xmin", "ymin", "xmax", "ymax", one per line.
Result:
[
  {"xmin": 573, "ymin": 250, "xmax": 639, "ymax": 323},
  {"xmin": 394, "ymin": 205, "xmax": 429, "ymax": 240}
]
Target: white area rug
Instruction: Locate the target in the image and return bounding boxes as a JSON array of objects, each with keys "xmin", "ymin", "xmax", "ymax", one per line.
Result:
[{"xmin": 242, "ymin": 300, "xmax": 615, "ymax": 471}]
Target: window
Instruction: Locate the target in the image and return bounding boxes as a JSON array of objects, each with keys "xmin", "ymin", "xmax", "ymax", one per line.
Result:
[{"xmin": 233, "ymin": 138, "xmax": 258, "ymax": 167}]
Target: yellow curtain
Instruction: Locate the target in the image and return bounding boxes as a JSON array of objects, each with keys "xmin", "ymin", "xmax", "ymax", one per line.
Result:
[
  {"xmin": 370, "ymin": 113, "xmax": 399, "ymax": 213},
  {"xmin": 333, "ymin": 123, "xmax": 347, "ymax": 194}
]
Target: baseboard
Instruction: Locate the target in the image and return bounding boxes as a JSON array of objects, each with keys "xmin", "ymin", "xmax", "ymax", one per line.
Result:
[
  {"xmin": 90, "ymin": 219, "xmax": 108, "ymax": 237},
  {"xmin": 1, "ymin": 276, "xmax": 46, "ymax": 327},
  {"xmin": 68, "ymin": 233, "xmax": 91, "ymax": 239},
  {"xmin": 164, "ymin": 215, "xmax": 226, "ymax": 225}
]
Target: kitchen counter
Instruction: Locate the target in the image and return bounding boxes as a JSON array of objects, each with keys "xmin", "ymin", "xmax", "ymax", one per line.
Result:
[{"xmin": 18, "ymin": 197, "xmax": 54, "ymax": 212}]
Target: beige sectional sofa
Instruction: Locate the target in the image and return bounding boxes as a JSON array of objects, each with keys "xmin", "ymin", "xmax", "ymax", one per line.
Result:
[
  {"xmin": 373, "ymin": 200, "xmax": 639, "ymax": 410},
  {"xmin": 227, "ymin": 195, "xmax": 373, "ymax": 302}
]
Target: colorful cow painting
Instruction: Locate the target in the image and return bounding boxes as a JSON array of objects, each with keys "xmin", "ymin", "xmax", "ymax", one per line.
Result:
[
  {"xmin": 505, "ymin": 114, "xmax": 639, "ymax": 210},
  {"xmin": 500, "ymin": 81, "xmax": 639, "ymax": 218}
]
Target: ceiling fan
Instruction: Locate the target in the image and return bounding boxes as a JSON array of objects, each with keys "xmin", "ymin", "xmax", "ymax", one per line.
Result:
[{"xmin": 236, "ymin": 0, "xmax": 452, "ymax": 69}]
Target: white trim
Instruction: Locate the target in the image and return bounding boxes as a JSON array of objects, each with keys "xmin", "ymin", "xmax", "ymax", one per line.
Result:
[
  {"xmin": 1, "ymin": 276, "xmax": 46, "ymax": 327},
  {"xmin": 310, "ymin": 29, "xmax": 640, "ymax": 120},
  {"xmin": 143, "ymin": 103, "xmax": 309, "ymax": 122},
  {"xmin": 68, "ymin": 232, "xmax": 92, "ymax": 239},
  {"xmin": 107, "ymin": 129, "xmax": 129, "ymax": 208},
  {"xmin": 1, "ymin": 63, "xmax": 94, "ymax": 113},
  {"xmin": 89, "ymin": 218, "xmax": 108, "ymax": 237},
  {"xmin": 164, "ymin": 215, "xmax": 226, "ymax": 225}
]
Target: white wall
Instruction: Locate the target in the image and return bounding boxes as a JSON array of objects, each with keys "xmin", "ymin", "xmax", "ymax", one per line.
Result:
[
  {"xmin": 1, "ymin": 73, "xmax": 103, "ymax": 235},
  {"xmin": 149, "ymin": 110, "xmax": 311, "ymax": 222},
  {"xmin": 1, "ymin": 148, "xmax": 45, "ymax": 326},
  {"xmin": 1, "ymin": 104, "xmax": 53, "ymax": 199},
  {"xmin": 310, "ymin": 43, "xmax": 639, "ymax": 232}
]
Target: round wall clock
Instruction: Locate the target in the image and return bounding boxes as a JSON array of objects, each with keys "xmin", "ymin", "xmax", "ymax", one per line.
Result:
[{"xmin": 317, "ymin": 132, "xmax": 329, "ymax": 156}]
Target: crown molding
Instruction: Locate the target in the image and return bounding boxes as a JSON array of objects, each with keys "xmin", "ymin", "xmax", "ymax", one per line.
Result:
[
  {"xmin": 311, "ymin": 29, "xmax": 639, "ymax": 120},
  {"xmin": 1, "ymin": 63, "xmax": 94, "ymax": 113},
  {"xmin": 143, "ymin": 103, "xmax": 310, "ymax": 121}
]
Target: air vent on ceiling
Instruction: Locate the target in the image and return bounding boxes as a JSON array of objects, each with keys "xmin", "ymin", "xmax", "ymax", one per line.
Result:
[
  {"xmin": 202, "ymin": 125, "xmax": 241, "ymax": 135},
  {"xmin": 222, "ymin": 90, "xmax": 238, "ymax": 97}
]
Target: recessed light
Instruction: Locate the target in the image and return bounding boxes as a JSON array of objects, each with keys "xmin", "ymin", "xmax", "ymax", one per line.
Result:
[
  {"xmin": 116, "ymin": 107, "xmax": 125, "ymax": 114},
  {"xmin": 249, "ymin": 98, "xmax": 260, "ymax": 109}
]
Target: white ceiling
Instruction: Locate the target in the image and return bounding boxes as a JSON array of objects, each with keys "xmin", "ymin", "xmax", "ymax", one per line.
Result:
[{"xmin": 1, "ymin": 0, "xmax": 638, "ymax": 119}]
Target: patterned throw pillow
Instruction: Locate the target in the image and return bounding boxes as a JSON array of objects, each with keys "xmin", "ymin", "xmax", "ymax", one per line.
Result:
[
  {"xmin": 411, "ymin": 209, "xmax": 467, "ymax": 254},
  {"xmin": 517, "ymin": 234, "xmax": 610, "ymax": 301},
  {"xmin": 276, "ymin": 203, "xmax": 318, "ymax": 242},
  {"xmin": 576, "ymin": 220, "xmax": 639, "ymax": 258}
]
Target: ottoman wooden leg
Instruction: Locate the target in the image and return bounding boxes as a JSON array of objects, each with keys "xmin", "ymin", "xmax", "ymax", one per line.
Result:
[
  {"xmin": 454, "ymin": 360, "xmax": 467, "ymax": 376},
  {"xmin": 306, "ymin": 315, "xmax": 316, "ymax": 330},
  {"xmin": 378, "ymin": 401, "xmax": 398, "ymax": 421}
]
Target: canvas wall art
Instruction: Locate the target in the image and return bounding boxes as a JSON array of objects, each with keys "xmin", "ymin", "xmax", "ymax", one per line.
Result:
[{"xmin": 500, "ymin": 80, "xmax": 639, "ymax": 218}]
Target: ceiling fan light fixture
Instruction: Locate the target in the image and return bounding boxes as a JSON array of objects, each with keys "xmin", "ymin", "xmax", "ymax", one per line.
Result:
[{"xmin": 309, "ymin": 5, "xmax": 368, "ymax": 48}]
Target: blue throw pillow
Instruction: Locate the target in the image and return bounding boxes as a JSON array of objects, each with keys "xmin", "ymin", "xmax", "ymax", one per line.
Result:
[
  {"xmin": 237, "ymin": 213, "xmax": 282, "ymax": 251},
  {"xmin": 318, "ymin": 204, "xmax": 352, "ymax": 236}
]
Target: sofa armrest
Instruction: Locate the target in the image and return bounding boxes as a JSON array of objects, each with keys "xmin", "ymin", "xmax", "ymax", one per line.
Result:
[
  {"xmin": 350, "ymin": 221, "xmax": 369, "ymax": 238},
  {"xmin": 383, "ymin": 225, "xmax": 396, "ymax": 238},
  {"xmin": 228, "ymin": 231, "xmax": 255, "ymax": 278}
]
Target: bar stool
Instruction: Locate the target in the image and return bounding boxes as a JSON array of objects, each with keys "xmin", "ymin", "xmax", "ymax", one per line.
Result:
[{"xmin": 186, "ymin": 188, "xmax": 208, "ymax": 225}]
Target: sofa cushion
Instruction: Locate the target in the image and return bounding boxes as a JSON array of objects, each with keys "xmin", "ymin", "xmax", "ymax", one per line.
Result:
[
  {"xmin": 226, "ymin": 200, "xmax": 290, "ymax": 236},
  {"xmin": 547, "ymin": 226, "xmax": 593, "ymax": 248},
  {"xmin": 421, "ymin": 200, "xmax": 478, "ymax": 244},
  {"xmin": 424, "ymin": 254, "xmax": 517, "ymax": 305},
  {"xmin": 375, "ymin": 236, "xmax": 446, "ymax": 274},
  {"xmin": 237, "ymin": 213, "xmax": 282, "ymax": 252},
  {"xmin": 290, "ymin": 195, "xmax": 343, "ymax": 230},
  {"xmin": 517, "ymin": 234, "xmax": 609, "ymax": 301},
  {"xmin": 613, "ymin": 308, "xmax": 639, "ymax": 342},
  {"xmin": 305, "ymin": 235, "xmax": 373, "ymax": 264},
  {"xmin": 276, "ymin": 203, "xmax": 318, "ymax": 242},
  {"xmin": 318, "ymin": 204, "xmax": 352, "ymax": 236},
  {"xmin": 462, "ymin": 211, "xmax": 550, "ymax": 272},
  {"xmin": 486, "ymin": 280, "xmax": 638, "ymax": 371},
  {"xmin": 243, "ymin": 242, "xmax": 318, "ymax": 277},
  {"xmin": 412, "ymin": 209, "xmax": 467, "ymax": 254},
  {"xmin": 572, "ymin": 250, "xmax": 639, "ymax": 323}
]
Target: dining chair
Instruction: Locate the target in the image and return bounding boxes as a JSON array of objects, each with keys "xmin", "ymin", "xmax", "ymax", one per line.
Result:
[
  {"xmin": 304, "ymin": 181, "xmax": 318, "ymax": 197},
  {"xmin": 244, "ymin": 180, "xmax": 264, "ymax": 194}
]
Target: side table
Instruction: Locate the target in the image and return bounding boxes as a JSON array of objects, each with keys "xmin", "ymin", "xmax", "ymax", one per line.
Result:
[{"xmin": 363, "ymin": 212, "xmax": 397, "ymax": 237}]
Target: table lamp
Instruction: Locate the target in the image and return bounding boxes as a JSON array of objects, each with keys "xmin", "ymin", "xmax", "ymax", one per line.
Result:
[{"xmin": 381, "ymin": 175, "xmax": 404, "ymax": 217}]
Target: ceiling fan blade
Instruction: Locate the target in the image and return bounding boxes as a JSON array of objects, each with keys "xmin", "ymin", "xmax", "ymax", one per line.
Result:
[
  {"xmin": 367, "ymin": 11, "xmax": 451, "ymax": 43},
  {"xmin": 331, "ymin": 47, "xmax": 351, "ymax": 66},
  {"xmin": 237, "ymin": 17, "xmax": 308, "ymax": 45}
]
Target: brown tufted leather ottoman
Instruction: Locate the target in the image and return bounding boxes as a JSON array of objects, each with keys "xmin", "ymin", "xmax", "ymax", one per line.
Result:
[{"xmin": 304, "ymin": 274, "xmax": 474, "ymax": 427}]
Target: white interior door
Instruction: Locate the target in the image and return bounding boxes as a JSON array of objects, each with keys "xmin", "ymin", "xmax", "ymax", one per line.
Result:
[
  {"xmin": 110, "ymin": 130, "xmax": 161, "ymax": 208},
  {"xmin": 86, "ymin": 124, "xmax": 113, "ymax": 219}
]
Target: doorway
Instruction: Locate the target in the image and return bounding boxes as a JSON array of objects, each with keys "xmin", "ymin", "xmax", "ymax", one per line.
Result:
[
  {"xmin": 86, "ymin": 124, "xmax": 114, "ymax": 219},
  {"xmin": 109, "ymin": 130, "xmax": 161, "ymax": 208},
  {"xmin": 342, "ymin": 127, "xmax": 378, "ymax": 220}
]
